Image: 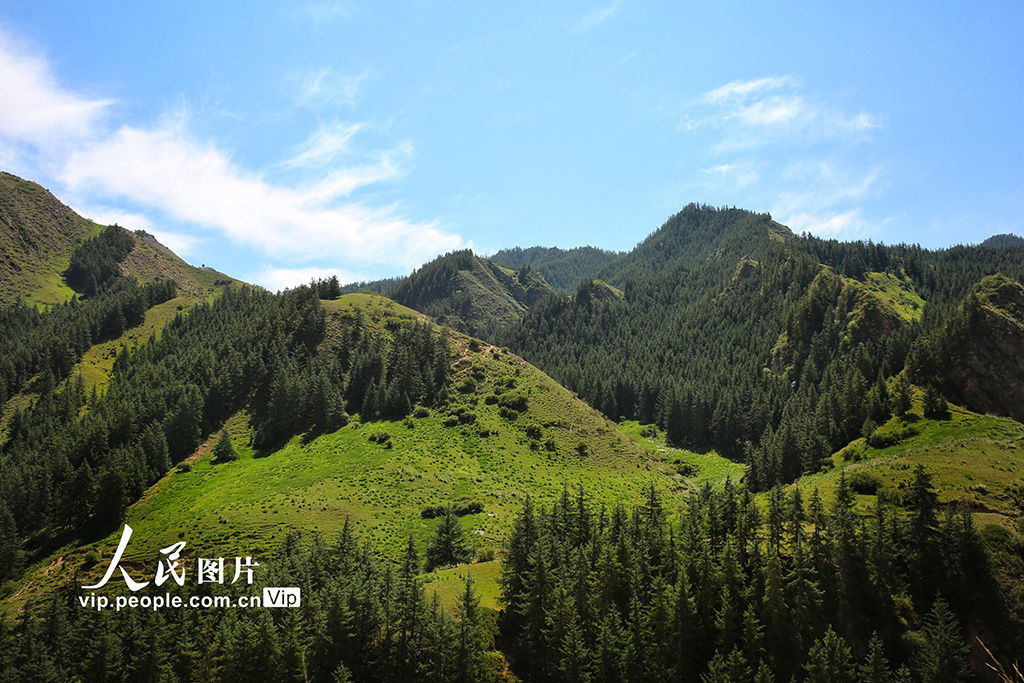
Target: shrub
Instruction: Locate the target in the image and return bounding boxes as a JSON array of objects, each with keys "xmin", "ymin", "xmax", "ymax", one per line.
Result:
[
  {"xmin": 413, "ymin": 406, "xmax": 430, "ymax": 418},
  {"xmin": 498, "ymin": 406, "xmax": 518, "ymax": 421},
  {"xmin": 484, "ymin": 394, "xmax": 498, "ymax": 405},
  {"xmin": 83, "ymin": 550, "xmax": 100, "ymax": 567},
  {"xmin": 848, "ymin": 471, "xmax": 882, "ymax": 495},
  {"xmin": 575, "ymin": 441, "xmax": 589, "ymax": 457},
  {"xmin": 367, "ymin": 430, "xmax": 391, "ymax": 445},
  {"xmin": 470, "ymin": 365, "xmax": 486, "ymax": 380},
  {"xmin": 457, "ymin": 378, "xmax": 477, "ymax": 393},
  {"xmin": 498, "ymin": 393, "xmax": 528, "ymax": 412},
  {"xmin": 442, "ymin": 415, "xmax": 460, "ymax": 428},
  {"xmin": 524, "ymin": 424, "xmax": 543, "ymax": 440},
  {"xmin": 867, "ymin": 425, "xmax": 919, "ymax": 449},
  {"xmin": 468, "ymin": 339, "xmax": 481, "ymax": 352},
  {"xmin": 544, "ymin": 438, "xmax": 557, "ymax": 452},
  {"xmin": 675, "ymin": 462, "xmax": 698, "ymax": 477},
  {"xmin": 476, "ymin": 548, "xmax": 496, "ymax": 562}
]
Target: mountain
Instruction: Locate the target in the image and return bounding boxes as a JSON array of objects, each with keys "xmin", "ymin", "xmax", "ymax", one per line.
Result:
[
  {"xmin": 488, "ymin": 245, "xmax": 621, "ymax": 292},
  {"xmin": 3, "ymin": 174, "xmax": 1024, "ymax": 678},
  {"xmin": 0, "ymin": 171, "xmax": 101, "ymax": 306},
  {"xmin": 981, "ymin": 233, "xmax": 1024, "ymax": 248},
  {"xmin": 0, "ymin": 171, "xmax": 235, "ymax": 307},
  {"xmin": 911, "ymin": 274, "xmax": 1024, "ymax": 423},
  {"xmin": 594, "ymin": 203, "xmax": 793, "ymax": 286},
  {"xmin": 501, "ymin": 204, "xmax": 1024, "ymax": 490},
  {"xmin": 387, "ymin": 249, "xmax": 556, "ymax": 338},
  {"xmin": 4, "ymin": 290, "xmax": 666, "ymax": 612}
]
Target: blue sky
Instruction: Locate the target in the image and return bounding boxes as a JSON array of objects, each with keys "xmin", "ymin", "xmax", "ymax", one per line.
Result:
[{"xmin": 0, "ymin": 2, "xmax": 1021, "ymax": 289}]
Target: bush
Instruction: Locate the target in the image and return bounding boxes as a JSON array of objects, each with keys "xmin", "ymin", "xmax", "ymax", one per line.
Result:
[
  {"xmin": 476, "ymin": 548, "xmax": 496, "ymax": 562},
  {"xmin": 524, "ymin": 424, "xmax": 543, "ymax": 440},
  {"xmin": 867, "ymin": 425, "xmax": 918, "ymax": 449},
  {"xmin": 457, "ymin": 378, "xmax": 477, "ymax": 394},
  {"xmin": 422, "ymin": 501, "xmax": 484, "ymax": 519},
  {"xmin": 468, "ymin": 339, "xmax": 481, "ymax": 352},
  {"xmin": 83, "ymin": 550, "xmax": 99, "ymax": 567},
  {"xmin": 544, "ymin": 438, "xmax": 557, "ymax": 452},
  {"xmin": 575, "ymin": 441, "xmax": 589, "ymax": 457},
  {"xmin": 848, "ymin": 471, "xmax": 882, "ymax": 495},
  {"xmin": 498, "ymin": 393, "xmax": 529, "ymax": 412},
  {"xmin": 413, "ymin": 406, "xmax": 430, "ymax": 418},
  {"xmin": 498, "ymin": 406, "xmax": 518, "ymax": 421},
  {"xmin": 675, "ymin": 462, "xmax": 698, "ymax": 477},
  {"xmin": 367, "ymin": 430, "xmax": 391, "ymax": 445},
  {"xmin": 442, "ymin": 415, "xmax": 460, "ymax": 428},
  {"xmin": 484, "ymin": 394, "xmax": 498, "ymax": 405}
]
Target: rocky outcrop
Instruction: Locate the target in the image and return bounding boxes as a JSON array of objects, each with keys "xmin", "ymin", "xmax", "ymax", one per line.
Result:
[{"xmin": 940, "ymin": 275, "xmax": 1024, "ymax": 423}]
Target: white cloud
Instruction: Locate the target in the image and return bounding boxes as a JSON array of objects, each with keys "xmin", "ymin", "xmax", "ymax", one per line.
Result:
[
  {"xmin": 682, "ymin": 75, "xmax": 879, "ymax": 151},
  {"xmin": 0, "ymin": 30, "xmax": 113, "ymax": 147},
  {"xmin": 703, "ymin": 162, "xmax": 759, "ymax": 188},
  {"xmin": 252, "ymin": 264, "xmax": 369, "ymax": 292},
  {"xmin": 0, "ymin": 27, "xmax": 460, "ymax": 274},
  {"xmin": 573, "ymin": 0, "xmax": 623, "ymax": 33},
  {"xmin": 282, "ymin": 120, "xmax": 363, "ymax": 169},
  {"xmin": 58, "ymin": 114, "xmax": 462, "ymax": 269},
  {"xmin": 293, "ymin": 67, "xmax": 369, "ymax": 109},
  {"xmin": 701, "ymin": 76, "xmax": 796, "ymax": 105},
  {"xmin": 771, "ymin": 163, "xmax": 888, "ymax": 239}
]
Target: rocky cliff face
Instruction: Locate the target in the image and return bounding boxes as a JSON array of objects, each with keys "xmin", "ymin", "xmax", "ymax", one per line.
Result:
[{"xmin": 942, "ymin": 275, "xmax": 1024, "ymax": 423}]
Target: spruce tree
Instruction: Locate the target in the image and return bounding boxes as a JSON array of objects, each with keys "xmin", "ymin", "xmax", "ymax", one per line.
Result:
[
  {"xmin": 425, "ymin": 508, "xmax": 472, "ymax": 571},
  {"xmin": 212, "ymin": 428, "xmax": 237, "ymax": 463}
]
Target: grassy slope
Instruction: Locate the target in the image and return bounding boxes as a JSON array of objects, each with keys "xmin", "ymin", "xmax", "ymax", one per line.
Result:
[
  {"xmin": 0, "ymin": 172, "xmax": 103, "ymax": 307},
  {"xmin": 617, "ymin": 420, "xmax": 745, "ymax": 488},
  {"xmin": 4, "ymin": 293, "xmax": 671, "ymax": 612},
  {"xmin": 786, "ymin": 390, "xmax": 1024, "ymax": 531},
  {"xmin": 850, "ymin": 270, "xmax": 925, "ymax": 323}
]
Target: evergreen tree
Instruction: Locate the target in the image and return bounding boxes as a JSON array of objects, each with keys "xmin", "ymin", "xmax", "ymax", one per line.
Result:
[
  {"xmin": 916, "ymin": 597, "xmax": 969, "ymax": 682},
  {"xmin": 212, "ymin": 428, "xmax": 237, "ymax": 463},
  {"xmin": 425, "ymin": 508, "xmax": 472, "ymax": 571}
]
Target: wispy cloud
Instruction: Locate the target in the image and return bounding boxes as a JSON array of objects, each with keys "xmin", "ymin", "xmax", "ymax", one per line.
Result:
[
  {"xmin": 252, "ymin": 264, "xmax": 369, "ymax": 292},
  {"xmin": 772, "ymin": 162, "xmax": 888, "ymax": 238},
  {"xmin": 572, "ymin": 0, "xmax": 623, "ymax": 33},
  {"xmin": 0, "ymin": 30, "xmax": 112, "ymax": 149},
  {"xmin": 58, "ymin": 114, "xmax": 461, "ymax": 268},
  {"xmin": 282, "ymin": 120, "xmax": 364, "ymax": 169},
  {"xmin": 0, "ymin": 27, "xmax": 462, "ymax": 274},
  {"xmin": 301, "ymin": 2, "xmax": 359, "ymax": 25},
  {"xmin": 682, "ymin": 75, "xmax": 879, "ymax": 152},
  {"xmin": 701, "ymin": 76, "xmax": 796, "ymax": 105},
  {"xmin": 292, "ymin": 67, "xmax": 369, "ymax": 109},
  {"xmin": 669, "ymin": 74, "xmax": 886, "ymax": 239}
]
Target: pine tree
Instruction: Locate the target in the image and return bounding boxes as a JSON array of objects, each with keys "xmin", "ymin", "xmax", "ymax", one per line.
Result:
[
  {"xmin": 922, "ymin": 384, "xmax": 947, "ymax": 418},
  {"xmin": 425, "ymin": 508, "xmax": 472, "ymax": 571},
  {"xmin": 891, "ymin": 372, "xmax": 913, "ymax": 417},
  {"xmin": 916, "ymin": 596, "xmax": 969, "ymax": 682},
  {"xmin": 212, "ymin": 428, "xmax": 237, "ymax": 463},
  {"xmin": 803, "ymin": 627, "xmax": 854, "ymax": 683},
  {"xmin": 859, "ymin": 632, "xmax": 893, "ymax": 683},
  {"xmin": 454, "ymin": 575, "xmax": 486, "ymax": 683}
]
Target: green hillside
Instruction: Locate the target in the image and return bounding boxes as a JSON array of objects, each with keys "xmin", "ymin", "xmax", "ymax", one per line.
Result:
[
  {"xmin": 3, "ymin": 292, "xmax": 668, "ymax": 612},
  {"xmin": 388, "ymin": 249, "xmax": 556, "ymax": 338},
  {"xmin": 489, "ymin": 245, "xmax": 621, "ymax": 292},
  {"xmin": 0, "ymin": 171, "xmax": 102, "ymax": 306}
]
